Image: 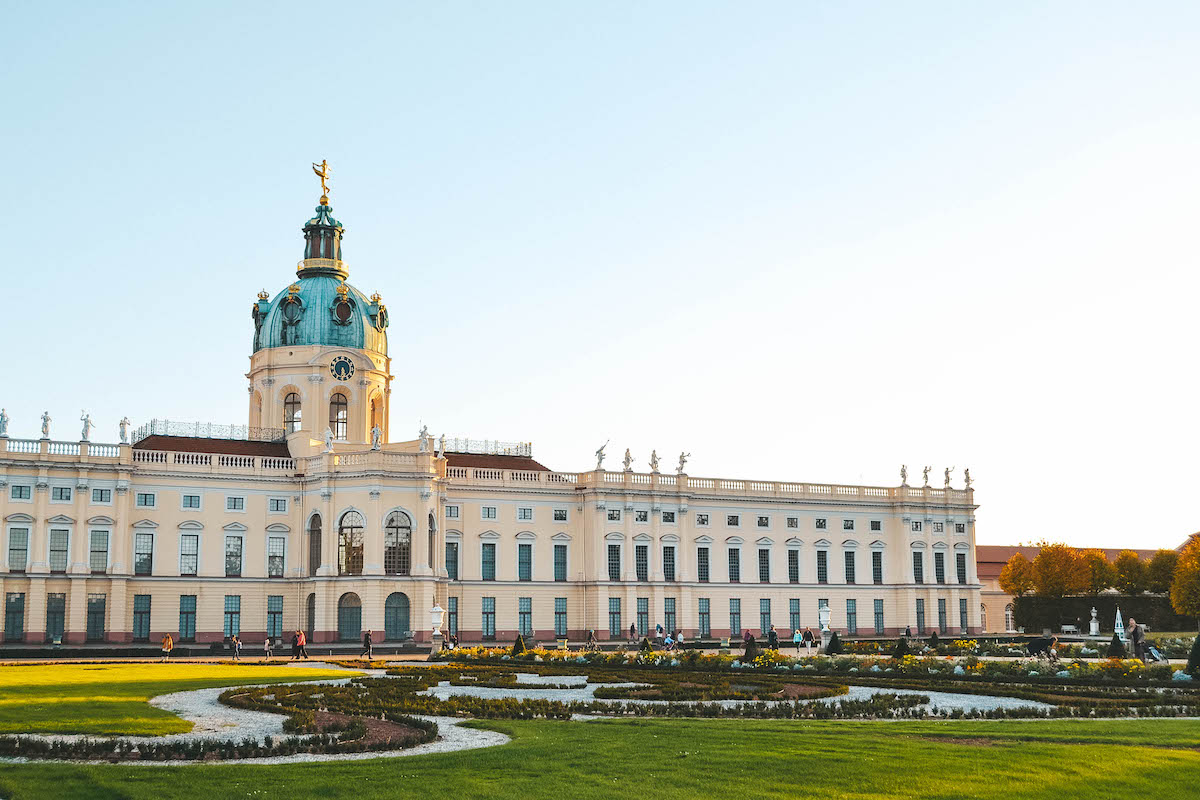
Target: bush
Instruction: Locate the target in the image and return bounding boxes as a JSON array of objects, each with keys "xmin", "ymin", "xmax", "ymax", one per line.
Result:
[
  {"xmin": 892, "ymin": 637, "xmax": 910, "ymax": 658},
  {"xmin": 1187, "ymin": 636, "xmax": 1200, "ymax": 677},
  {"xmin": 1107, "ymin": 633, "xmax": 1127, "ymax": 658},
  {"xmin": 639, "ymin": 637, "xmax": 653, "ymax": 653},
  {"xmin": 927, "ymin": 632, "xmax": 940, "ymax": 648},
  {"xmin": 1014, "ymin": 595, "xmax": 1196, "ymax": 632},
  {"xmin": 825, "ymin": 632, "xmax": 842, "ymax": 656},
  {"xmin": 511, "ymin": 635, "xmax": 527, "ymax": 656}
]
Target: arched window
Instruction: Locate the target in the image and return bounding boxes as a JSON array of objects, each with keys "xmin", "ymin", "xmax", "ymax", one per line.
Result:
[
  {"xmin": 980, "ymin": 603, "xmax": 987, "ymax": 633},
  {"xmin": 1004, "ymin": 603, "xmax": 1014, "ymax": 632},
  {"xmin": 329, "ymin": 393, "xmax": 348, "ymax": 440},
  {"xmin": 384, "ymin": 511, "xmax": 411, "ymax": 575},
  {"xmin": 369, "ymin": 397, "xmax": 381, "ymax": 433},
  {"xmin": 338, "ymin": 511, "xmax": 364, "ymax": 575},
  {"xmin": 305, "ymin": 593, "xmax": 316, "ymax": 639},
  {"xmin": 284, "ymin": 393, "xmax": 302, "ymax": 433},
  {"xmin": 385, "ymin": 592, "xmax": 411, "ymax": 640},
  {"xmin": 307, "ymin": 514, "xmax": 322, "ymax": 576},
  {"xmin": 337, "ymin": 593, "xmax": 362, "ymax": 642}
]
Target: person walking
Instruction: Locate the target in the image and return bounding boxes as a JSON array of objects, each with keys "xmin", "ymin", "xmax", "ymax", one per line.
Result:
[
  {"xmin": 1128, "ymin": 618, "xmax": 1147, "ymax": 663},
  {"xmin": 629, "ymin": 623, "xmax": 637, "ymax": 644},
  {"xmin": 160, "ymin": 633, "xmax": 173, "ymax": 662},
  {"xmin": 767, "ymin": 625, "xmax": 779, "ymax": 651},
  {"xmin": 362, "ymin": 630, "xmax": 373, "ymax": 659},
  {"xmin": 297, "ymin": 629, "xmax": 309, "ymax": 660},
  {"xmin": 229, "ymin": 634, "xmax": 241, "ymax": 661},
  {"xmin": 291, "ymin": 630, "xmax": 300, "ymax": 660},
  {"xmin": 792, "ymin": 628, "xmax": 802, "ymax": 653},
  {"xmin": 802, "ymin": 626, "xmax": 815, "ymax": 654},
  {"xmin": 263, "ymin": 637, "xmax": 273, "ymax": 661}
]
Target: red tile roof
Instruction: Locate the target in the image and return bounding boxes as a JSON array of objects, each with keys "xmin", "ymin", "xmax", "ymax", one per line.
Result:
[
  {"xmin": 132, "ymin": 435, "xmax": 292, "ymax": 458},
  {"xmin": 444, "ymin": 453, "xmax": 551, "ymax": 471}
]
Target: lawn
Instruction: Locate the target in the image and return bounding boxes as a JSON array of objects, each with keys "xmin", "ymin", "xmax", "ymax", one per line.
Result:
[
  {"xmin": 0, "ymin": 663, "xmax": 355, "ymax": 736},
  {"xmin": 0, "ymin": 716, "xmax": 1198, "ymax": 800}
]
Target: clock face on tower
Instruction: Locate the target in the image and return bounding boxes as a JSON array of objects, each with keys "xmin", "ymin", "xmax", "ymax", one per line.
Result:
[{"xmin": 330, "ymin": 356, "xmax": 355, "ymax": 382}]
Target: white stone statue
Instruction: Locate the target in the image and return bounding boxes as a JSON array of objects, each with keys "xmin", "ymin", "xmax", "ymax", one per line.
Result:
[
  {"xmin": 677, "ymin": 451, "xmax": 691, "ymax": 474},
  {"xmin": 595, "ymin": 440, "xmax": 609, "ymax": 470},
  {"xmin": 0, "ymin": 408, "xmax": 8, "ymax": 438},
  {"xmin": 119, "ymin": 416, "xmax": 130, "ymax": 444},
  {"xmin": 922, "ymin": 465, "xmax": 931, "ymax": 487},
  {"xmin": 963, "ymin": 467, "xmax": 972, "ymax": 490},
  {"xmin": 1089, "ymin": 606, "xmax": 1099, "ymax": 637},
  {"xmin": 649, "ymin": 449, "xmax": 660, "ymax": 473},
  {"xmin": 900, "ymin": 464, "xmax": 908, "ymax": 486},
  {"xmin": 80, "ymin": 411, "xmax": 94, "ymax": 441},
  {"xmin": 41, "ymin": 411, "xmax": 51, "ymax": 439},
  {"xmin": 323, "ymin": 427, "xmax": 334, "ymax": 453},
  {"xmin": 944, "ymin": 465, "xmax": 954, "ymax": 489},
  {"xmin": 418, "ymin": 423, "xmax": 430, "ymax": 453},
  {"xmin": 437, "ymin": 434, "xmax": 445, "ymax": 458},
  {"xmin": 622, "ymin": 448, "xmax": 634, "ymax": 471},
  {"xmin": 371, "ymin": 425, "xmax": 382, "ymax": 450}
]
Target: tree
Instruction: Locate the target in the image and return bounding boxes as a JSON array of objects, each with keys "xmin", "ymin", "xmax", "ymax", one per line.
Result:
[
  {"xmin": 1188, "ymin": 636, "xmax": 1200, "ymax": 677},
  {"xmin": 892, "ymin": 637, "xmax": 910, "ymax": 658},
  {"xmin": 1106, "ymin": 632, "xmax": 1127, "ymax": 658},
  {"xmin": 1113, "ymin": 550, "xmax": 1147, "ymax": 595},
  {"xmin": 1147, "ymin": 549, "xmax": 1180, "ymax": 594},
  {"xmin": 1031, "ymin": 543, "xmax": 1089, "ymax": 597},
  {"xmin": 999, "ymin": 553, "xmax": 1035, "ymax": 597},
  {"xmin": 824, "ymin": 632, "xmax": 842, "ymax": 656},
  {"xmin": 511, "ymin": 634, "xmax": 527, "ymax": 656},
  {"xmin": 1080, "ymin": 549, "xmax": 1115, "ymax": 594},
  {"xmin": 1170, "ymin": 536, "xmax": 1200, "ymax": 628}
]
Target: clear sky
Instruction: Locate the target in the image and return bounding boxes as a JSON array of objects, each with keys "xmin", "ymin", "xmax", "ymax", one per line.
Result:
[{"xmin": 3, "ymin": 2, "xmax": 1198, "ymax": 549}]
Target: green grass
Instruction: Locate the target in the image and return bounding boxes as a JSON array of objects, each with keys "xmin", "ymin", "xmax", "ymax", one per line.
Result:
[
  {"xmin": 0, "ymin": 663, "xmax": 355, "ymax": 736},
  {"xmin": 0, "ymin": 716, "xmax": 1198, "ymax": 799}
]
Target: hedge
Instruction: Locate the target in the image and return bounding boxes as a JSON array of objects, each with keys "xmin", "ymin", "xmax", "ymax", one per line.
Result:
[{"xmin": 1013, "ymin": 595, "xmax": 1196, "ymax": 633}]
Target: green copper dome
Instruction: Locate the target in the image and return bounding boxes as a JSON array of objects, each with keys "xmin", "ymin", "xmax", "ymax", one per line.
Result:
[{"xmin": 251, "ymin": 202, "xmax": 389, "ymax": 354}]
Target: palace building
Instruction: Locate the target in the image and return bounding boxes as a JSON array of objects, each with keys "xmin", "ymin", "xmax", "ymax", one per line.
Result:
[{"xmin": 0, "ymin": 190, "xmax": 982, "ymax": 648}]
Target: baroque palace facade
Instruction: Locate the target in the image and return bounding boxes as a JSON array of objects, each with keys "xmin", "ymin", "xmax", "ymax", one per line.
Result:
[{"xmin": 0, "ymin": 191, "xmax": 982, "ymax": 647}]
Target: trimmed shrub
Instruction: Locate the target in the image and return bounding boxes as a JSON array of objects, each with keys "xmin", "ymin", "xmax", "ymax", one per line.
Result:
[
  {"xmin": 1107, "ymin": 633, "xmax": 1127, "ymax": 658},
  {"xmin": 927, "ymin": 631, "xmax": 940, "ymax": 648},
  {"xmin": 511, "ymin": 635, "xmax": 527, "ymax": 656},
  {"xmin": 825, "ymin": 632, "xmax": 842, "ymax": 656},
  {"xmin": 639, "ymin": 637, "xmax": 653, "ymax": 653},
  {"xmin": 1187, "ymin": 636, "xmax": 1200, "ymax": 677},
  {"xmin": 892, "ymin": 637, "xmax": 910, "ymax": 658}
]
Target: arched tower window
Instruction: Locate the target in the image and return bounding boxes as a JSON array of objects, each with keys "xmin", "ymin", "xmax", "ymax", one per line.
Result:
[
  {"xmin": 284, "ymin": 393, "xmax": 302, "ymax": 434},
  {"xmin": 384, "ymin": 512, "xmax": 411, "ymax": 575},
  {"xmin": 338, "ymin": 511, "xmax": 364, "ymax": 575},
  {"xmin": 329, "ymin": 393, "xmax": 348, "ymax": 440},
  {"xmin": 1004, "ymin": 603, "xmax": 1014, "ymax": 632},
  {"xmin": 369, "ymin": 397, "xmax": 381, "ymax": 434},
  {"xmin": 307, "ymin": 514, "xmax": 322, "ymax": 577},
  {"xmin": 428, "ymin": 512, "xmax": 437, "ymax": 573}
]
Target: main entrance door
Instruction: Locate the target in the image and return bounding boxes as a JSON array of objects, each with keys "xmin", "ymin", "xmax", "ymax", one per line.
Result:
[{"xmin": 385, "ymin": 592, "xmax": 410, "ymax": 640}]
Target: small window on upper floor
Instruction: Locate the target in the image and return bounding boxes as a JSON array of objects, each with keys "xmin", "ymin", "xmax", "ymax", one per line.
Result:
[
  {"xmin": 446, "ymin": 505, "xmax": 460, "ymax": 519},
  {"xmin": 517, "ymin": 507, "xmax": 533, "ymax": 521},
  {"xmin": 843, "ymin": 519, "xmax": 854, "ymax": 531},
  {"xmin": 51, "ymin": 487, "xmax": 72, "ymax": 502},
  {"xmin": 635, "ymin": 510, "xmax": 648, "ymax": 523},
  {"xmin": 757, "ymin": 516, "xmax": 769, "ymax": 528},
  {"xmin": 607, "ymin": 509, "xmax": 621, "ymax": 522},
  {"xmin": 911, "ymin": 521, "xmax": 923, "ymax": 532},
  {"xmin": 786, "ymin": 517, "xmax": 798, "ymax": 529},
  {"xmin": 136, "ymin": 493, "xmax": 156, "ymax": 508},
  {"xmin": 182, "ymin": 494, "xmax": 201, "ymax": 509},
  {"xmin": 955, "ymin": 523, "xmax": 966, "ymax": 534},
  {"xmin": 726, "ymin": 514, "xmax": 740, "ymax": 527},
  {"xmin": 815, "ymin": 518, "xmax": 827, "ymax": 530},
  {"xmin": 932, "ymin": 522, "xmax": 944, "ymax": 533},
  {"xmin": 226, "ymin": 496, "xmax": 245, "ymax": 512},
  {"xmin": 553, "ymin": 509, "xmax": 568, "ymax": 522},
  {"xmin": 92, "ymin": 488, "xmax": 112, "ymax": 504},
  {"xmin": 10, "ymin": 485, "xmax": 32, "ymax": 501},
  {"xmin": 661, "ymin": 511, "xmax": 676, "ymax": 523},
  {"xmin": 269, "ymin": 498, "xmax": 288, "ymax": 513},
  {"xmin": 481, "ymin": 506, "xmax": 497, "ymax": 520},
  {"xmin": 870, "ymin": 520, "xmax": 882, "ymax": 531},
  {"xmin": 695, "ymin": 513, "xmax": 710, "ymax": 526}
]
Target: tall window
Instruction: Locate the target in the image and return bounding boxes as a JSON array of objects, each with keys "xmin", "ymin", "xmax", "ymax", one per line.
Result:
[
  {"xmin": 663, "ymin": 546, "xmax": 676, "ymax": 582},
  {"xmin": 636, "ymin": 597, "xmax": 649, "ymax": 636},
  {"xmin": 607, "ymin": 544, "xmax": 621, "ymax": 581},
  {"xmin": 959, "ymin": 598, "xmax": 969, "ymax": 632},
  {"xmin": 446, "ymin": 541, "xmax": 459, "ymax": 580},
  {"xmin": 1005, "ymin": 603, "xmax": 1014, "ymax": 632},
  {"xmin": 519, "ymin": 543, "xmax": 533, "ymax": 581},
  {"xmin": 608, "ymin": 597, "xmax": 622, "ymax": 637},
  {"xmin": 729, "ymin": 598, "xmax": 742, "ymax": 637},
  {"xmin": 480, "ymin": 597, "xmax": 494, "ymax": 642},
  {"xmin": 916, "ymin": 598, "xmax": 926, "ymax": 635},
  {"xmin": 844, "ymin": 551, "xmax": 856, "ymax": 584},
  {"xmin": 132, "ymin": 595, "xmax": 151, "ymax": 642},
  {"xmin": 89, "ymin": 530, "xmax": 109, "ymax": 573},
  {"xmin": 447, "ymin": 597, "xmax": 458, "ymax": 637},
  {"xmin": 874, "ymin": 599, "xmax": 885, "ymax": 635},
  {"xmin": 789, "ymin": 598, "xmax": 800, "ymax": 633},
  {"xmin": 664, "ymin": 597, "xmax": 676, "ymax": 634},
  {"xmin": 308, "ymin": 514, "xmax": 322, "ymax": 576},
  {"xmin": 816, "ymin": 550, "xmax": 828, "ymax": 584},
  {"xmin": 518, "ymin": 597, "xmax": 533, "ymax": 636},
  {"xmin": 635, "ymin": 545, "xmax": 649, "ymax": 581},
  {"xmin": 225, "ymin": 535, "xmax": 243, "ymax": 577},
  {"xmin": 284, "ymin": 392, "xmax": 302, "ymax": 433},
  {"xmin": 338, "ymin": 511, "xmax": 364, "ymax": 575},
  {"xmin": 934, "ymin": 552, "xmax": 946, "ymax": 584},
  {"xmin": 86, "ymin": 594, "xmax": 106, "ymax": 642},
  {"xmin": 956, "ymin": 552, "xmax": 968, "ymax": 584},
  {"xmin": 7, "ymin": 527, "xmax": 28, "ymax": 572},
  {"xmin": 912, "ymin": 551, "xmax": 924, "ymax": 584},
  {"xmin": 554, "ymin": 597, "xmax": 568, "ymax": 638},
  {"xmin": 698, "ymin": 597, "xmax": 711, "ymax": 637},
  {"xmin": 482, "ymin": 542, "xmax": 496, "ymax": 581},
  {"xmin": 329, "ymin": 393, "xmax": 348, "ymax": 440},
  {"xmin": 554, "ymin": 543, "xmax": 567, "ymax": 581},
  {"xmin": 697, "ymin": 547, "xmax": 710, "ymax": 582},
  {"xmin": 872, "ymin": 551, "xmax": 883, "ymax": 584},
  {"xmin": 5, "ymin": 593, "xmax": 24, "ymax": 642},
  {"xmin": 267, "ymin": 595, "xmax": 284, "ymax": 639},
  {"xmin": 727, "ymin": 548, "xmax": 740, "ymax": 583},
  {"xmin": 938, "ymin": 598, "xmax": 948, "ymax": 634},
  {"xmin": 267, "ymin": 536, "xmax": 285, "ymax": 577},
  {"xmin": 181, "ymin": 534, "xmax": 199, "ymax": 576},
  {"xmin": 134, "ymin": 533, "xmax": 154, "ymax": 576},
  {"xmin": 788, "ymin": 550, "xmax": 799, "ymax": 583},
  {"xmin": 46, "ymin": 593, "xmax": 66, "ymax": 642},
  {"xmin": 760, "ymin": 598, "xmax": 771, "ymax": 634},
  {"xmin": 384, "ymin": 511, "xmax": 412, "ymax": 575},
  {"xmin": 179, "ymin": 595, "xmax": 196, "ymax": 641},
  {"xmin": 49, "ymin": 529, "xmax": 68, "ymax": 573},
  {"xmin": 846, "ymin": 599, "xmax": 857, "ymax": 635},
  {"xmin": 758, "ymin": 549, "xmax": 770, "ymax": 583},
  {"xmin": 224, "ymin": 595, "xmax": 241, "ymax": 637}
]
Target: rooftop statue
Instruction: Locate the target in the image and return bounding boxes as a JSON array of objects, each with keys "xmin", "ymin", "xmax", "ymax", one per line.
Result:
[
  {"xmin": 595, "ymin": 440, "xmax": 609, "ymax": 470},
  {"xmin": 80, "ymin": 411, "xmax": 94, "ymax": 442},
  {"xmin": 622, "ymin": 448, "xmax": 634, "ymax": 471},
  {"xmin": 944, "ymin": 465, "xmax": 955, "ymax": 489},
  {"xmin": 0, "ymin": 408, "xmax": 8, "ymax": 438},
  {"xmin": 41, "ymin": 411, "xmax": 51, "ymax": 439},
  {"xmin": 323, "ymin": 427, "xmax": 334, "ymax": 453},
  {"xmin": 677, "ymin": 451, "xmax": 691, "ymax": 474},
  {"xmin": 963, "ymin": 467, "xmax": 972, "ymax": 490},
  {"xmin": 119, "ymin": 416, "xmax": 130, "ymax": 444},
  {"xmin": 371, "ymin": 425, "xmax": 382, "ymax": 451},
  {"xmin": 312, "ymin": 159, "xmax": 331, "ymax": 201},
  {"xmin": 649, "ymin": 449, "xmax": 660, "ymax": 473},
  {"xmin": 899, "ymin": 464, "xmax": 908, "ymax": 486},
  {"xmin": 922, "ymin": 465, "xmax": 931, "ymax": 487}
]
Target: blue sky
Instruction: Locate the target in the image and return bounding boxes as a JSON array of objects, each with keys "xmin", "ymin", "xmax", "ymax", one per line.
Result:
[{"xmin": 3, "ymin": 2, "xmax": 1199, "ymax": 548}]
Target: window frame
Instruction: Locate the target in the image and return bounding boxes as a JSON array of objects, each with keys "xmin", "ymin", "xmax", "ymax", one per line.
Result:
[
  {"xmin": 133, "ymin": 531, "xmax": 155, "ymax": 576},
  {"xmin": 225, "ymin": 495, "xmax": 246, "ymax": 513},
  {"xmin": 268, "ymin": 497, "xmax": 288, "ymax": 514},
  {"xmin": 91, "ymin": 487, "xmax": 112, "ymax": 505},
  {"xmin": 50, "ymin": 486, "xmax": 73, "ymax": 503},
  {"xmin": 135, "ymin": 492, "xmax": 156, "ymax": 508},
  {"xmin": 9, "ymin": 485, "xmax": 32, "ymax": 502},
  {"xmin": 180, "ymin": 493, "xmax": 202, "ymax": 511},
  {"xmin": 727, "ymin": 547, "xmax": 741, "ymax": 583},
  {"xmin": 88, "ymin": 528, "xmax": 111, "ymax": 574},
  {"xmin": 267, "ymin": 535, "xmax": 286, "ymax": 578},
  {"xmin": 481, "ymin": 541, "xmax": 497, "ymax": 581},
  {"xmin": 180, "ymin": 533, "xmax": 200, "ymax": 577},
  {"xmin": 517, "ymin": 507, "xmax": 533, "ymax": 522},
  {"xmin": 481, "ymin": 506, "xmax": 498, "ymax": 520},
  {"xmin": 48, "ymin": 528, "xmax": 70, "ymax": 574},
  {"xmin": 224, "ymin": 534, "xmax": 244, "ymax": 578}
]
